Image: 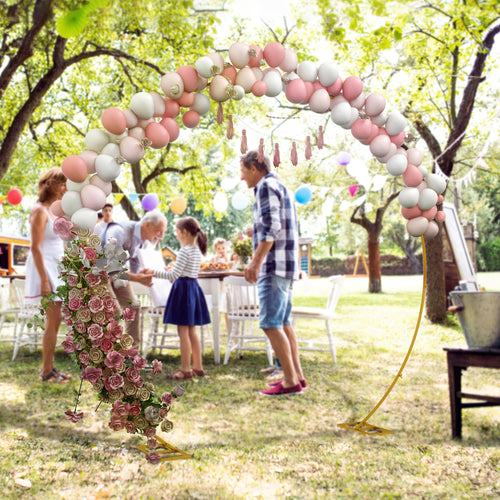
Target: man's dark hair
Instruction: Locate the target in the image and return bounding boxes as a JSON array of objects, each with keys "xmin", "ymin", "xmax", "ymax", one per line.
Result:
[
  {"xmin": 240, "ymin": 150, "xmax": 271, "ymax": 174},
  {"xmin": 103, "ymin": 203, "xmax": 113, "ymax": 209}
]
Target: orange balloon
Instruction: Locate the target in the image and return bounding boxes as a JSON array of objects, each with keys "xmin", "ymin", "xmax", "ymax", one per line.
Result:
[{"xmin": 170, "ymin": 197, "xmax": 187, "ymax": 214}]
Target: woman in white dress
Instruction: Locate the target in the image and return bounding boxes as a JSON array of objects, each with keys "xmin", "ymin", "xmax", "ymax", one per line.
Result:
[{"xmin": 25, "ymin": 167, "xmax": 71, "ymax": 383}]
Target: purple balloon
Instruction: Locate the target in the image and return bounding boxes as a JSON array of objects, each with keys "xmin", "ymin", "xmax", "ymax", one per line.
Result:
[
  {"xmin": 142, "ymin": 193, "xmax": 159, "ymax": 211},
  {"xmin": 337, "ymin": 151, "xmax": 351, "ymax": 165}
]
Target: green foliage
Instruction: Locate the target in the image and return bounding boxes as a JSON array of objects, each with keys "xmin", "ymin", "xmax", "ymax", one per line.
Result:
[{"xmin": 478, "ymin": 237, "xmax": 500, "ymax": 271}]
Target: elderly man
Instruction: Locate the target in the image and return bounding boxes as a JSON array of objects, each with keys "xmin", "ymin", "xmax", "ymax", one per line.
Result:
[
  {"xmin": 101, "ymin": 210, "xmax": 168, "ymax": 349},
  {"xmin": 240, "ymin": 151, "xmax": 305, "ymax": 396}
]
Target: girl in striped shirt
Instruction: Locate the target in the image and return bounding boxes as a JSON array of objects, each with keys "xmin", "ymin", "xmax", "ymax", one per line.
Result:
[{"xmin": 155, "ymin": 217, "xmax": 211, "ymax": 380}]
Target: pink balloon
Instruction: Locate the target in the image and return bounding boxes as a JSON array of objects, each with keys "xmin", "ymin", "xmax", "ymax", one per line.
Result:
[
  {"xmin": 221, "ymin": 65, "xmax": 237, "ymax": 84},
  {"xmin": 50, "ymin": 200, "xmax": 65, "ymax": 217},
  {"xmin": 437, "ymin": 194, "xmax": 444, "ymax": 204},
  {"xmin": 79, "ymin": 150, "xmax": 98, "ymax": 175},
  {"xmin": 263, "ymin": 41, "xmax": 285, "ymax": 68},
  {"xmin": 119, "ymin": 136, "xmax": 145, "ymax": 164},
  {"xmin": 176, "ymin": 65, "xmax": 198, "ymax": 92},
  {"xmin": 361, "ymin": 123, "xmax": 380, "ymax": 145},
  {"xmin": 342, "ymin": 76, "xmax": 363, "ymax": 101},
  {"xmin": 160, "ymin": 117, "xmax": 180, "ymax": 141},
  {"xmin": 421, "ymin": 206, "xmax": 438, "ymax": 220},
  {"xmin": 390, "ymin": 131, "xmax": 406, "ymax": 147},
  {"xmin": 101, "ymin": 107, "xmax": 127, "ymax": 135},
  {"xmin": 248, "ymin": 45, "xmax": 264, "ymax": 67},
  {"xmin": 312, "ymin": 80, "xmax": 327, "ymax": 92},
  {"xmin": 162, "ymin": 99, "xmax": 180, "ymax": 118},
  {"xmin": 177, "ymin": 91, "xmax": 195, "ymax": 108},
  {"xmin": 402, "ymin": 164, "xmax": 423, "ymax": 187},
  {"xmin": 123, "ymin": 109, "xmax": 138, "ymax": 128},
  {"xmin": 182, "ymin": 110, "xmax": 200, "ymax": 128},
  {"xmin": 285, "ymin": 78, "xmax": 307, "ymax": 104},
  {"xmin": 401, "ymin": 205, "xmax": 422, "ymax": 220},
  {"xmin": 369, "ymin": 134, "xmax": 391, "ymax": 157},
  {"xmin": 351, "ymin": 119, "xmax": 372, "ymax": 140},
  {"xmin": 62, "ymin": 155, "xmax": 88, "ymax": 183},
  {"xmin": 128, "ymin": 126, "xmax": 146, "ymax": 140},
  {"xmin": 365, "ymin": 93, "xmax": 386, "ymax": 117},
  {"xmin": 80, "ymin": 184, "xmax": 107, "ymax": 211},
  {"xmin": 89, "ymin": 174, "xmax": 112, "ymax": 196},
  {"xmin": 146, "ymin": 122, "xmax": 170, "ymax": 148},
  {"xmin": 435, "ymin": 211, "xmax": 446, "ymax": 222},
  {"xmin": 303, "ymin": 81, "xmax": 314, "ymax": 103},
  {"xmin": 327, "ymin": 77, "xmax": 343, "ymax": 96},
  {"xmin": 251, "ymin": 80, "xmax": 267, "ymax": 97}
]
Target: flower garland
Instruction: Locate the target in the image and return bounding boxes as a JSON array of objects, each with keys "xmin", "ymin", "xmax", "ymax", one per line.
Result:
[{"xmin": 47, "ymin": 217, "xmax": 183, "ymax": 464}]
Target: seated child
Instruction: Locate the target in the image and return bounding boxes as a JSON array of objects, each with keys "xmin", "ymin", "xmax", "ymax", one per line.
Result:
[{"xmin": 210, "ymin": 238, "xmax": 230, "ymax": 266}]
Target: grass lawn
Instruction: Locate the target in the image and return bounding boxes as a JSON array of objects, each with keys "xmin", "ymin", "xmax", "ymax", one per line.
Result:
[{"xmin": 0, "ymin": 273, "xmax": 499, "ymax": 499}]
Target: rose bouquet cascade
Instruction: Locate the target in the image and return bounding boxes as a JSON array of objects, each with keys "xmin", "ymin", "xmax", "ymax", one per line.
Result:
[{"xmin": 50, "ymin": 218, "xmax": 183, "ymax": 464}]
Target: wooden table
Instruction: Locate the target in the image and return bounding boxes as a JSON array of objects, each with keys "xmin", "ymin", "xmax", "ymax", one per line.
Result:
[
  {"xmin": 198, "ymin": 271, "xmax": 243, "ymax": 365},
  {"xmin": 444, "ymin": 347, "xmax": 500, "ymax": 438}
]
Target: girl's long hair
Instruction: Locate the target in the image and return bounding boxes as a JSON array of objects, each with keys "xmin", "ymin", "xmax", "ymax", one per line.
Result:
[{"xmin": 176, "ymin": 216, "xmax": 208, "ymax": 255}]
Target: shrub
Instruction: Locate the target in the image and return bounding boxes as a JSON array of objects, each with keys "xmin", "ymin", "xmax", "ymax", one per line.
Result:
[{"xmin": 478, "ymin": 238, "xmax": 500, "ymax": 271}]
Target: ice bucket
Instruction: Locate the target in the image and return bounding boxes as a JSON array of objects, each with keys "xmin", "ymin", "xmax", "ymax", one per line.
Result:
[{"xmin": 449, "ymin": 291, "xmax": 500, "ymax": 349}]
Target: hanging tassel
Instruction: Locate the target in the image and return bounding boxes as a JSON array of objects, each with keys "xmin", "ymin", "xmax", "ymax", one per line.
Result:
[
  {"xmin": 217, "ymin": 102, "xmax": 224, "ymax": 124},
  {"xmin": 258, "ymin": 138, "xmax": 264, "ymax": 163},
  {"xmin": 273, "ymin": 143, "xmax": 280, "ymax": 168},
  {"xmin": 226, "ymin": 114, "xmax": 234, "ymax": 139},
  {"xmin": 291, "ymin": 142, "xmax": 298, "ymax": 166},
  {"xmin": 305, "ymin": 135, "xmax": 312, "ymax": 160},
  {"xmin": 318, "ymin": 125, "xmax": 324, "ymax": 150},
  {"xmin": 240, "ymin": 129, "xmax": 247, "ymax": 154}
]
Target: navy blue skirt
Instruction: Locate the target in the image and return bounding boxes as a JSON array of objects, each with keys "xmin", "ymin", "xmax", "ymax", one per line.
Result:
[{"xmin": 163, "ymin": 277, "xmax": 211, "ymax": 326}]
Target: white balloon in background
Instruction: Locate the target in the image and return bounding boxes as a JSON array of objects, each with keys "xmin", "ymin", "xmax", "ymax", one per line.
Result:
[
  {"xmin": 371, "ymin": 175, "xmax": 388, "ymax": 192},
  {"xmin": 231, "ymin": 192, "xmax": 249, "ymax": 210},
  {"xmin": 213, "ymin": 192, "xmax": 228, "ymax": 212},
  {"xmin": 221, "ymin": 177, "xmax": 240, "ymax": 191}
]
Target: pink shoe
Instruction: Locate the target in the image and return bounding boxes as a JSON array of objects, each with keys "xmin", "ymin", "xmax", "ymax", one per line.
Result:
[
  {"xmin": 260, "ymin": 382, "xmax": 303, "ymax": 396},
  {"xmin": 268, "ymin": 379, "xmax": 307, "ymax": 389}
]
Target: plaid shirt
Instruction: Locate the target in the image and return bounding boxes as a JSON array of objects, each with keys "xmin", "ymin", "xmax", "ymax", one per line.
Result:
[{"xmin": 253, "ymin": 172, "xmax": 299, "ymax": 280}]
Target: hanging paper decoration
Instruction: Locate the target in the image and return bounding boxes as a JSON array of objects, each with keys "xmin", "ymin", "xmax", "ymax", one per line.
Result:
[
  {"xmin": 240, "ymin": 129, "xmax": 247, "ymax": 154},
  {"xmin": 349, "ymin": 185, "xmax": 359, "ymax": 197},
  {"xmin": 258, "ymin": 138, "xmax": 264, "ymax": 163},
  {"xmin": 227, "ymin": 114, "xmax": 234, "ymax": 139},
  {"xmin": 290, "ymin": 142, "xmax": 298, "ymax": 166},
  {"xmin": 113, "ymin": 193, "xmax": 124, "ymax": 204},
  {"xmin": 217, "ymin": 102, "xmax": 224, "ymax": 124},
  {"xmin": 128, "ymin": 193, "xmax": 139, "ymax": 204},
  {"xmin": 305, "ymin": 136, "xmax": 312, "ymax": 160},
  {"xmin": 318, "ymin": 125, "xmax": 324, "ymax": 150},
  {"xmin": 273, "ymin": 143, "xmax": 280, "ymax": 168}
]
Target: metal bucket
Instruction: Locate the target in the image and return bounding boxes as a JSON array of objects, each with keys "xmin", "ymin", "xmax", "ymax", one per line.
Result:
[{"xmin": 449, "ymin": 291, "xmax": 500, "ymax": 349}]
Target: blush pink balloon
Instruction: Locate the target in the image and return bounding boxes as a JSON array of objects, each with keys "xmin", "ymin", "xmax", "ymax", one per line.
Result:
[
  {"xmin": 182, "ymin": 110, "xmax": 200, "ymax": 128},
  {"xmin": 160, "ymin": 117, "xmax": 180, "ymax": 141},
  {"xmin": 402, "ymin": 164, "xmax": 424, "ymax": 187},
  {"xmin": 128, "ymin": 126, "xmax": 146, "ymax": 140},
  {"xmin": 421, "ymin": 206, "xmax": 438, "ymax": 220},
  {"xmin": 177, "ymin": 91, "xmax": 195, "ymax": 108},
  {"xmin": 285, "ymin": 78, "xmax": 307, "ymax": 104},
  {"xmin": 62, "ymin": 155, "xmax": 88, "ymax": 183},
  {"xmin": 263, "ymin": 41, "xmax": 285, "ymax": 68},
  {"xmin": 89, "ymin": 174, "xmax": 112, "ymax": 196},
  {"xmin": 303, "ymin": 81, "xmax": 314, "ymax": 103},
  {"xmin": 435, "ymin": 211, "xmax": 446, "ymax": 222},
  {"xmin": 390, "ymin": 131, "xmax": 406, "ymax": 147},
  {"xmin": 162, "ymin": 99, "xmax": 180, "ymax": 118},
  {"xmin": 369, "ymin": 134, "xmax": 391, "ymax": 157},
  {"xmin": 119, "ymin": 136, "xmax": 145, "ymax": 164},
  {"xmin": 342, "ymin": 76, "xmax": 363, "ymax": 101},
  {"xmin": 248, "ymin": 45, "xmax": 264, "ymax": 67},
  {"xmin": 327, "ymin": 77, "xmax": 343, "ymax": 96},
  {"xmin": 80, "ymin": 184, "xmax": 106, "ymax": 211},
  {"xmin": 312, "ymin": 80, "xmax": 327, "ymax": 92},
  {"xmin": 123, "ymin": 109, "xmax": 138, "ymax": 128},
  {"xmin": 146, "ymin": 122, "xmax": 170, "ymax": 148},
  {"xmin": 365, "ymin": 93, "xmax": 386, "ymax": 117},
  {"xmin": 176, "ymin": 65, "xmax": 198, "ymax": 92},
  {"xmin": 50, "ymin": 200, "xmax": 65, "ymax": 217},
  {"xmin": 251, "ymin": 80, "xmax": 267, "ymax": 97},
  {"xmin": 361, "ymin": 123, "xmax": 380, "ymax": 145},
  {"xmin": 437, "ymin": 194, "xmax": 444, "ymax": 204},
  {"xmin": 351, "ymin": 119, "xmax": 372, "ymax": 140},
  {"xmin": 101, "ymin": 107, "xmax": 127, "ymax": 135},
  {"xmin": 221, "ymin": 65, "xmax": 237, "ymax": 84},
  {"xmin": 79, "ymin": 150, "xmax": 98, "ymax": 175},
  {"xmin": 401, "ymin": 205, "xmax": 422, "ymax": 220}
]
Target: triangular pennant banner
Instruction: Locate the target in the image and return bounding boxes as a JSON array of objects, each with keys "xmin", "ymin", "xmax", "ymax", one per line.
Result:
[
  {"xmin": 113, "ymin": 193, "xmax": 124, "ymax": 204},
  {"xmin": 128, "ymin": 194, "xmax": 139, "ymax": 204},
  {"xmin": 349, "ymin": 185, "xmax": 358, "ymax": 197},
  {"xmin": 136, "ymin": 435, "xmax": 192, "ymax": 461}
]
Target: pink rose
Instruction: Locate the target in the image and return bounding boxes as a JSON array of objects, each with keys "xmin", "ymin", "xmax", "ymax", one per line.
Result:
[
  {"xmin": 159, "ymin": 407, "xmax": 169, "ymax": 419},
  {"xmin": 88, "ymin": 296, "xmax": 104, "ymax": 313},
  {"xmin": 126, "ymin": 367, "xmax": 142, "ymax": 384},
  {"xmin": 128, "ymin": 404, "xmax": 141, "ymax": 416},
  {"xmin": 74, "ymin": 321, "xmax": 87, "ymax": 334},
  {"xmin": 108, "ymin": 414, "xmax": 126, "ymax": 431},
  {"xmin": 84, "ymin": 247, "xmax": 98, "ymax": 260},
  {"xmin": 144, "ymin": 426, "xmax": 156, "ymax": 438},
  {"xmin": 85, "ymin": 273, "xmax": 101, "ymax": 287},
  {"xmin": 87, "ymin": 323, "xmax": 104, "ymax": 341},
  {"xmin": 82, "ymin": 366, "xmax": 102, "ymax": 384},
  {"xmin": 122, "ymin": 308, "xmax": 136, "ymax": 322},
  {"xmin": 122, "ymin": 348, "xmax": 138, "ymax": 358},
  {"xmin": 106, "ymin": 321, "xmax": 123, "ymax": 341},
  {"xmin": 61, "ymin": 336, "xmax": 79, "ymax": 353},
  {"xmin": 104, "ymin": 373, "xmax": 124, "ymax": 391},
  {"xmin": 147, "ymin": 438, "xmax": 158, "ymax": 449},
  {"xmin": 152, "ymin": 359, "xmax": 162, "ymax": 375},
  {"xmin": 125, "ymin": 421, "xmax": 136, "ymax": 434},
  {"xmin": 99, "ymin": 338, "xmax": 114, "ymax": 352},
  {"xmin": 77, "ymin": 307, "xmax": 91, "ymax": 322},
  {"xmin": 68, "ymin": 297, "xmax": 83, "ymax": 311},
  {"xmin": 65, "ymin": 409, "xmax": 84, "ymax": 423},
  {"xmin": 133, "ymin": 356, "xmax": 147, "ymax": 370},
  {"xmin": 102, "ymin": 295, "xmax": 117, "ymax": 312},
  {"xmin": 104, "ymin": 350, "xmax": 125, "ymax": 370},
  {"xmin": 53, "ymin": 217, "xmax": 73, "ymax": 239},
  {"xmin": 112, "ymin": 400, "xmax": 129, "ymax": 417},
  {"xmin": 78, "ymin": 350, "xmax": 90, "ymax": 365},
  {"xmin": 67, "ymin": 274, "xmax": 79, "ymax": 287},
  {"xmin": 105, "ymin": 310, "xmax": 115, "ymax": 322},
  {"xmin": 161, "ymin": 392, "xmax": 174, "ymax": 406},
  {"xmin": 146, "ymin": 451, "xmax": 161, "ymax": 464}
]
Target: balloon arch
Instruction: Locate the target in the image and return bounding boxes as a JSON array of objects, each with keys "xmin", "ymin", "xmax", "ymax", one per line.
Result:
[{"xmin": 53, "ymin": 40, "xmax": 446, "ymax": 237}]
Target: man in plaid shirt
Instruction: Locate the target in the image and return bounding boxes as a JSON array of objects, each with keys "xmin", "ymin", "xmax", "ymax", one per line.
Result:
[{"xmin": 241, "ymin": 151, "xmax": 306, "ymax": 396}]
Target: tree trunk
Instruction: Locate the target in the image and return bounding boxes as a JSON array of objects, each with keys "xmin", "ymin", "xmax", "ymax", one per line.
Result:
[
  {"xmin": 424, "ymin": 228, "xmax": 447, "ymax": 322},
  {"xmin": 367, "ymin": 229, "xmax": 381, "ymax": 293}
]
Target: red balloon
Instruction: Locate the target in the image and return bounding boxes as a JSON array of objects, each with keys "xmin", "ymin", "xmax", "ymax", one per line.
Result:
[{"xmin": 7, "ymin": 188, "xmax": 23, "ymax": 205}]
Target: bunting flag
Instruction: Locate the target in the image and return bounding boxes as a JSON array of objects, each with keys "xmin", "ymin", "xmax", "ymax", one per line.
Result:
[
  {"xmin": 349, "ymin": 185, "xmax": 359, "ymax": 197},
  {"xmin": 128, "ymin": 194, "xmax": 139, "ymax": 204},
  {"xmin": 113, "ymin": 193, "xmax": 124, "ymax": 204}
]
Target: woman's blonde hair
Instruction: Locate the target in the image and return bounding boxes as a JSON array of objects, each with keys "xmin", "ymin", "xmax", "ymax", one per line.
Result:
[{"xmin": 38, "ymin": 167, "xmax": 67, "ymax": 203}]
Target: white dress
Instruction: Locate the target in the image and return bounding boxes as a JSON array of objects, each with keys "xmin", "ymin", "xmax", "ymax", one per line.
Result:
[{"xmin": 24, "ymin": 204, "xmax": 65, "ymax": 304}]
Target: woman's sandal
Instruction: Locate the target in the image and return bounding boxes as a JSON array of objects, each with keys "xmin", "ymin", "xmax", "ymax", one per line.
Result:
[
  {"xmin": 193, "ymin": 369, "xmax": 205, "ymax": 377},
  {"xmin": 53, "ymin": 367, "xmax": 72, "ymax": 380},
  {"xmin": 165, "ymin": 369, "xmax": 193, "ymax": 380},
  {"xmin": 39, "ymin": 369, "xmax": 70, "ymax": 383}
]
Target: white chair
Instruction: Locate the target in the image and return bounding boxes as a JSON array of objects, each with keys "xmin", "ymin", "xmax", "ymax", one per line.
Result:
[
  {"xmin": 291, "ymin": 275, "xmax": 345, "ymax": 363},
  {"xmin": 223, "ymin": 276, "xmax": 273, "ymax": 366},
  {"xmin": 0, "ymin": 280, "xmax": 20, "ymax": 344}
]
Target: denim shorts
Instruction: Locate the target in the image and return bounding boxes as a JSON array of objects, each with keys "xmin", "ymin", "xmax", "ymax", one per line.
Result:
[{"xmin": 257, "ymin": 274, "xmax": 293, "ymax": 329}]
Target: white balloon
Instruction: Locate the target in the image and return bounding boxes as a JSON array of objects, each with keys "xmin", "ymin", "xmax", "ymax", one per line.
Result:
[
  {"xmin": 95, "ymin": 154, "xmax": 121, "ymax": 182},
  {"xmin": 318, "ymin": 62, "xmax": 339, "ymax": 87},
  {"xmin": 399, "ymin": 187, "xmax": 420, "ymax": 208},
  {"xmin": 232, "ymin": 85, "xmax": 245, "ymax": 100},
  {"xmin": 221, "ymin": 177, "xmax": 240, "ymax": 191},
  {"xmin": 426, "ymin": 173, "xmax": 447, "ymax": 194},
  {"xmin": 407, "ymin": 148, "xmax": 424, "ymax": 166},
  {"xmin": 371, "ymin": 174, "xmax": 388, "ymax": 191},
  {"xmin": 340, "ymin": 107, "xmax": 359, "ymax": 129},
  {"xmin": 281, "ymin": 72, "xmax": 299, "ymax": 90},
  {"xmin": 386, "ymin": 154, "xmax": 408, "ymax": 176},
  {"xmin": 376, "ymin": 143, "xmax": 397, "ymax": 164},
  {"xmin": 231, "ymin": 192, "xmax": 249, "ymax": 210},
  {"xmin": 85, "ymin": 129, "xmax": 109, "ymax": 153},
  {"xmin": 101, "ymin": 142, "xmax": 120, "ymax": 157},
  {"xmin": 369, "ymin": 135, "xmax": 391, "ymax": 157},
  {"xmin": 195, "ymin": 56, "xmax": 213, "ymax": 78},
  {"xmin": 407, "ymin": 216, "xmax": 429, "ymax": 237},
  {"xmin": 61, "ymin": 190, "xmax": 83, "ymax": 217},
  {"xmin": 418, "ymin": 188, "xmax": 438, "ymax": 210},
  {"xmin": 424, "ymin": 220, "xmax": 440, "ymax": 239},
  {"xmin": 213, "ymin": 192, "xmax": 228, "ymax": 212},
  {"xmin": 330, "ymin": 102, "xmax": 353, "ymax": 125},
  {"xmin": 263, "ymin": 69, "xmax": 283, "ymax": 97},
  {"xmin": 130, "ymin": 92, "xmax": 155, "ymax": 120},
  {"xmin": 191, "ymin": 93, "xmax": 211, "ymax": 115},
  {"xmin": 66, "ymin": 178, "xmax": 89, "ymax": 193},
  {"xmin": 385, "ymin": 111, "xmax": 407, "ymax": 136},
  {"xmin": 371, "ymin": 112, "xmax": 387, "ymax": 127},
  {"xmin": 297, "ymin": 61, "xmax": 318, "ymax": 82},
  {"xmin": 418, "ymin": 164, "xmax": 428, "ymax": 177},
  {"xmin": 71, "ymin": 207, "xmax": 98, "ymax": 231}
]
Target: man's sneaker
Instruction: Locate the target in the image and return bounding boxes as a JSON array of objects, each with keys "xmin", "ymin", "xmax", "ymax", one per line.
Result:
[
  {"xmin": 268, "ymin": 379, "xmax": 307, "ymax": 389},
  {"xmin": 260, "ymin": 382, "xmax": 303, "ymax": 396},
  {"xmin": 265, "ymin": 369, "xmax": 283, "ymax": 381}
]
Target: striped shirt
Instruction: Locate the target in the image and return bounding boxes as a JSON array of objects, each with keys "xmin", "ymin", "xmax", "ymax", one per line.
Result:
[
  {"xmin": 253, "ymin": 172, "xmax": 299, "ymax": 280},
  {"xmin": 155, "ymin": 245, "xmax": 201, "ymax": 281}
]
